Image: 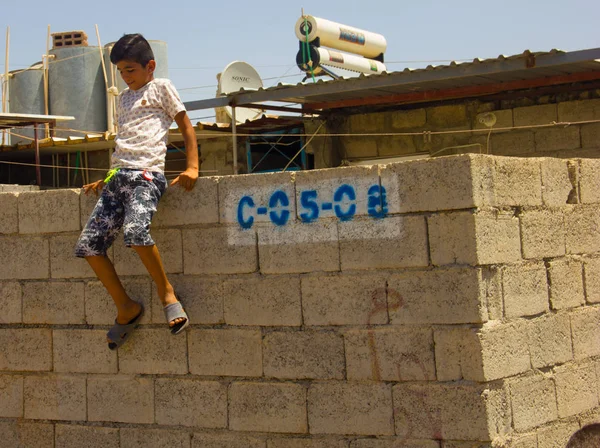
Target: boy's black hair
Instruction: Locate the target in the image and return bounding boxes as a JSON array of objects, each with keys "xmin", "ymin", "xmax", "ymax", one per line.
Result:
[{"xmin": 110, "ymin": 34, "xmax": 154, "ymax": 66}]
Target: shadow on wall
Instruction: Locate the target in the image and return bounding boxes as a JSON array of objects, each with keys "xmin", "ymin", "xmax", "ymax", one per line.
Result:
[{"xmin": 567, "ymin": 424, "xmax": 600, "ymax": 447}]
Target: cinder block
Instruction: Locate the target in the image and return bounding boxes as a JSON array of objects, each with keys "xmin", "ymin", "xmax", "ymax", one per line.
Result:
[
  {"xmin": 308, "ymin": 382, "xmax": 393, "ymax": 436},
  {"xmin": 0, "ymin": 236, "xmax": 49, "ymax": 279},
  {"xmin": 0, "ymin": 329, "xmax": 52, "ymax": 371},
  {"xmin": 22, "ymin": 281, "xmax": 85, "ymax": 324},
  {"xmin": 345, "ymin": 328, "xmax": 435, "ymax": 381},
  {"xmin": 301, "ymin": 273, "xmax": 387, "ymax": 326},
  {"xmin": 392, "ymin": 383, "xmax": 510, "ymax": 441},
  {"xmin": 340, "ymin": 136, "xmax": 378, "ymax": 158},
  {"xmin": 579, "ymin": 158, "xmax": 600, "ymax": 203},
  {"xmin": 388, "ymin": 268, "xmax": 489, "ymax": 325},
  {"xmin": 548, "ymin": 258, "xmax": 585, "ymax": 310},
  {"xmin": 492, "ymin": 157, "xmax": 542, "ymax": 206},
  {"xmin": 350, "ymin": 440, "xmax": 438, "ymax": 448},
  {"xmin": 0, "ymin": 422, "xmax": 54, "ymax": 448},
  {"xmin": 536, "ymin": 421, "xmax": 580, "ymax": 448},
  {"xmin": 584, "ymin": 257, "xmax": 600, "ymax": 303},
  {"xmin": 554, "ymin": 363, "xmax": 599, "ymax": 417},
  {"xmin": 153, "ymin": 176, "xmax": 219, "ymax": 226},
  {"xmin": 229, "ymin": 382, "xmax": 307, "ymax": 433},
  {"xmin": 53, "ymin": 329, "xmax": 118, "ymax": 373},
  {"xmin": 427, "ymin": 104, "xmax": 468, "ymax": 128},
  {"xmin": 502, "ymin": 262, "xmax": 549, "ymax": 318},
  {"xmin": 535, "ymin": 126, "xmax": 581, "ymax": 152},
  {"xmin": 503, "ymin": 434, "xmax": 538, "ymax": 448},
  {"xmin": 566, "ymin": 206, "xmax": 600, "ymax": 254},
  {"xmin": 114, "ymin": 228, "xmax": 182, "ymax": 275},
  {"xmin": 491, "ymin": 131, "xmax": 535, "ymax": 156},
  {"xmin": 223, "ymin": 276, "xmax": 302, "ymax": 326},
  {"xmin": 0, "ymin": 281, "xmax": 21, "ymax": 323},
  {"xmin": 339, "ymin": 216, "xmax": 428, "ymax": 270},
  {"xmin": 378, "ymin": 134, "xmax": 422, "ymax": 156},
  {"xmin": 55, "ymin": 425, "xmax": 119, "ymax": 448},
  {"xmin": 269, "ymin": 439, "xmax": 348, "ymax": 448},
  {"xmin": 263, "ymin": 331, "xmax": 345, "ymax": 380},
  {"xmin": 118, "ymin": 328, "xmax": 188, "ymax": 375},
  {"xmin": 429, "ymin": 210, "xmax": 522, "ymax": 266},
  {"xmin": 581, "ymin": 123, "xmax": 600, "ymax": 149},
  {"xmin": 85, "ymin": 278, "xmax": 152, "ymax": 325},
  {"xmin": 258, "ymin": 220, "xmax": 339, "ymax": 274},
  {"xmin": 155, "ymin": 378, "xmax": 227, "ymax": 428},
  {"xmin": 0, "ymin": 375, "xmax": 23, "ymax": 417},
  {"xmin": 18, "ymin": 189, "xmax": 80, "ymax": 234},
  {"xmin": 348, "ymin": 112, "xmax": 386, "ymax": 132},
  {"xmin": 0, "ymin": 193, "xmax": 18, "ymax": 234},
  {"xmin": 50, "ymin": 233, "xmax": 98, "ymax": 278},
  {"xmin": 514, "ymin": 104, "xmax": 557, "ymax": 126},
  {"xmin": 433, "ymin": 327, "xmax": 470, "ymax": 381},
  {"xmin": 24, "ymin": 374, "xmax": 86, "ymax": 421},
  {"xmin": 509, "ymin": 374, "xmax": 558, "ymax": 431},
  {"xmin": 193, "ymin": 433, "xmax": 266, "ymax": 448},
  {"xmin": 558, "ymin": 98, "xmax": 600, "ymax": 122},
  {"xmin": 183, "ymin": 226, "xmax": 257, "ymax": 274},
  {"xmin": 381, "ymin": 154, "xmax": 495, "ymax": 214},
  {"xmin": 151, "ymin": 275, "xmax": 224, "ymax": 324},
  {"xmin": 527, "ymin": 313, "xmax": 573, "ymax": 368},
  {"xmin": 520, "ymin": 209, "xmax": 566, "ymax": 259},
  {"xmin": 189, "ymin": 329, "xmax": 263, "ymax": 377},
  {"xmin": 87, "ymin": 375, "xmax": 154, "ymax": 424},
  {"xmin": 120, "ymin": 428, "xmax": 191, "ymax": 448},
  {"xmin": 540, "ymin": 157, "xmax": 573, "ymax": 207},
  {"xmin": 80, "ymin": 189, "xmax": 99, "ymax": 229},
  {"xmin": 219, "ymin": 171, "xmax": 296, "ymax": 225},
  {"xmin": 462, "ymin": 321, "xmax": 530, "ymax": 382},
  {"xmin": 391, "ymin": 108, "xmax": 427, "ymax": 129},
  {"xmin": 571, "ymin": 307, "xmax": 600, "ymax": 360}
]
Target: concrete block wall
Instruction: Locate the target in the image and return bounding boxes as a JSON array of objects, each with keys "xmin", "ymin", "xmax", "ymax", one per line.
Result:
[
  {"xmin": 309, "ymin": 90, "xmax": 600, "ymax": 167},
  {"xmin": 1, "ymin": 154, "xmax": 600, "ymax": 447}
]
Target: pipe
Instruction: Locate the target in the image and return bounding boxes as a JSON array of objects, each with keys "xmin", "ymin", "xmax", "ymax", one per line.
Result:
[{"xmin": 232, "ymin": 106, "xmax": 238, "ymax": 174}]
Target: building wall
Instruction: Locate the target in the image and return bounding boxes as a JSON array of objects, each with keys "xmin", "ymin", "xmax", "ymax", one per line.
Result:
[
  {"xmin": 307, "ymin": 90, "xmax": 600, "ymax": 168},
  {"xmin": 1, "ymin": 154, "xmax": 600, "ymax": 447}
]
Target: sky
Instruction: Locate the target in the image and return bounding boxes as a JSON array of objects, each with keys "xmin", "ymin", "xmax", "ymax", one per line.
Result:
[{"xmin": 2, "ymin": 0, "xmax": 599, "ymax": 121}]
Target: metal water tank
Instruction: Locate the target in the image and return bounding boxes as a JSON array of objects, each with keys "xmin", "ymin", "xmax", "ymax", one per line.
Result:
[
  {"xmin": 49, "ymin": 46, "xmax": 107, "ymax": 137},
  {"xmin": 8, "ymin": 63, "xmax": 45, "ymax": 144},
  {"xmin": 103, "ymin": 40, "xmax": 169, "ymax": 92}
]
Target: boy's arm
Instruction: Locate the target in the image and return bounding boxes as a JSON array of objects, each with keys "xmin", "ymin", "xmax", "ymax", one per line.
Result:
[{"xmin": 170, "ymin": 111, "xmax": 199, "ymax": 191}]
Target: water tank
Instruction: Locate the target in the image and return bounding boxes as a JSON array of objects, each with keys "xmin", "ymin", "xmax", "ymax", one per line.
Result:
[
  {"xmin": 103, "ymin": 40, "xmax": 169, "ymax": 93},
  {"xmin": 49, "ymin": 46, "xmax": 107, "ymax": 138},
  {"xmin": 8, "ymin": 63, "xmax": 45, "ymax": 144}
]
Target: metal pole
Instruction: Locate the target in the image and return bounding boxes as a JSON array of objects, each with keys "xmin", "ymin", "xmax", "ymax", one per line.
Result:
[
  {"xmin": 34, "ymin": 125, "xmax": 41, "ymax": 186},
  {"xmin": 231, "ymin": 106, "xmax": 238, "ymax": 174}
]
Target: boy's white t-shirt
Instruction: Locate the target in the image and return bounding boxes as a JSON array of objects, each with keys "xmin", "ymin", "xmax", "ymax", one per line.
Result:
[{"xmin": 112, "ymin": 78, "xmax": 186, "ymax": 173}]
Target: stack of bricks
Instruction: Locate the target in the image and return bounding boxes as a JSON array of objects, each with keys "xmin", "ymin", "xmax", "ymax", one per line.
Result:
[
  {"xmin": 51, "ymin": 31, "xmax": 88, "ymax": 49},
  {"xmin": 1, "ymin": 154, "xmax": 599, "ymax": 447}
]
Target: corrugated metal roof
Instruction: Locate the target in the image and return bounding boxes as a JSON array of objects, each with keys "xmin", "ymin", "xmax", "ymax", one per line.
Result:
[
  {"xmin": 0, "ymin": 115, "xmax": 305, "ymax": 153},
  {"xmin": 0, "ymin": 113, "xmax": 74, "ymax": 129},
  {"xmin": 184, "ymin": 48, "xmax": 600, "ymax": 112}
]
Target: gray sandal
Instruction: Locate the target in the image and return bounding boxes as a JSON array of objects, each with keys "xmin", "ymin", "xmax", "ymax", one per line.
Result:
[
  {"xmin": 107, "ymin": 304, "xmax": 144, "ymax": 350},
  {"xmin": 164, "ymin": 300, "xmax": 189, "ymax": 335}
]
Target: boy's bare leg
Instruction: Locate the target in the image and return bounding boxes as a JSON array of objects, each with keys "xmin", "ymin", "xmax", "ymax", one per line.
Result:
[
  {"xmin": 85, "ymin": 255, "xmax": 143, "ymax": 324},
  {"xmin": 132, "ymin": 244, "xmax": 184, "ymax": 327}
]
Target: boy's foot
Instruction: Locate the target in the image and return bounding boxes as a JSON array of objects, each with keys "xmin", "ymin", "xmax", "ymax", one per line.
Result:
[
  {"xmin": 163, "ymin": 296, "xmax": 189, "ymax": 335},
  {"xmin": 106, "ymin": 303, "xmax": 144, "ymax": 350},
  {"xmin": 162, "ymin": 293, "xmax": 187, "ymax": 329}
]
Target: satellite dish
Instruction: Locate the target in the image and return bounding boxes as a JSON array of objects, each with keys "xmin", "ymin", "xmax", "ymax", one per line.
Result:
[{"xmin": 218, "ymin": 61, "xmax": 263, "ymax": 123}]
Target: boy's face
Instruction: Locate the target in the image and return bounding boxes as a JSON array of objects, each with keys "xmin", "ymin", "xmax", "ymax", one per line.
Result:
[{"xmin": 116, "ymin": 59, "xmax": 156, "ymax": 91}]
